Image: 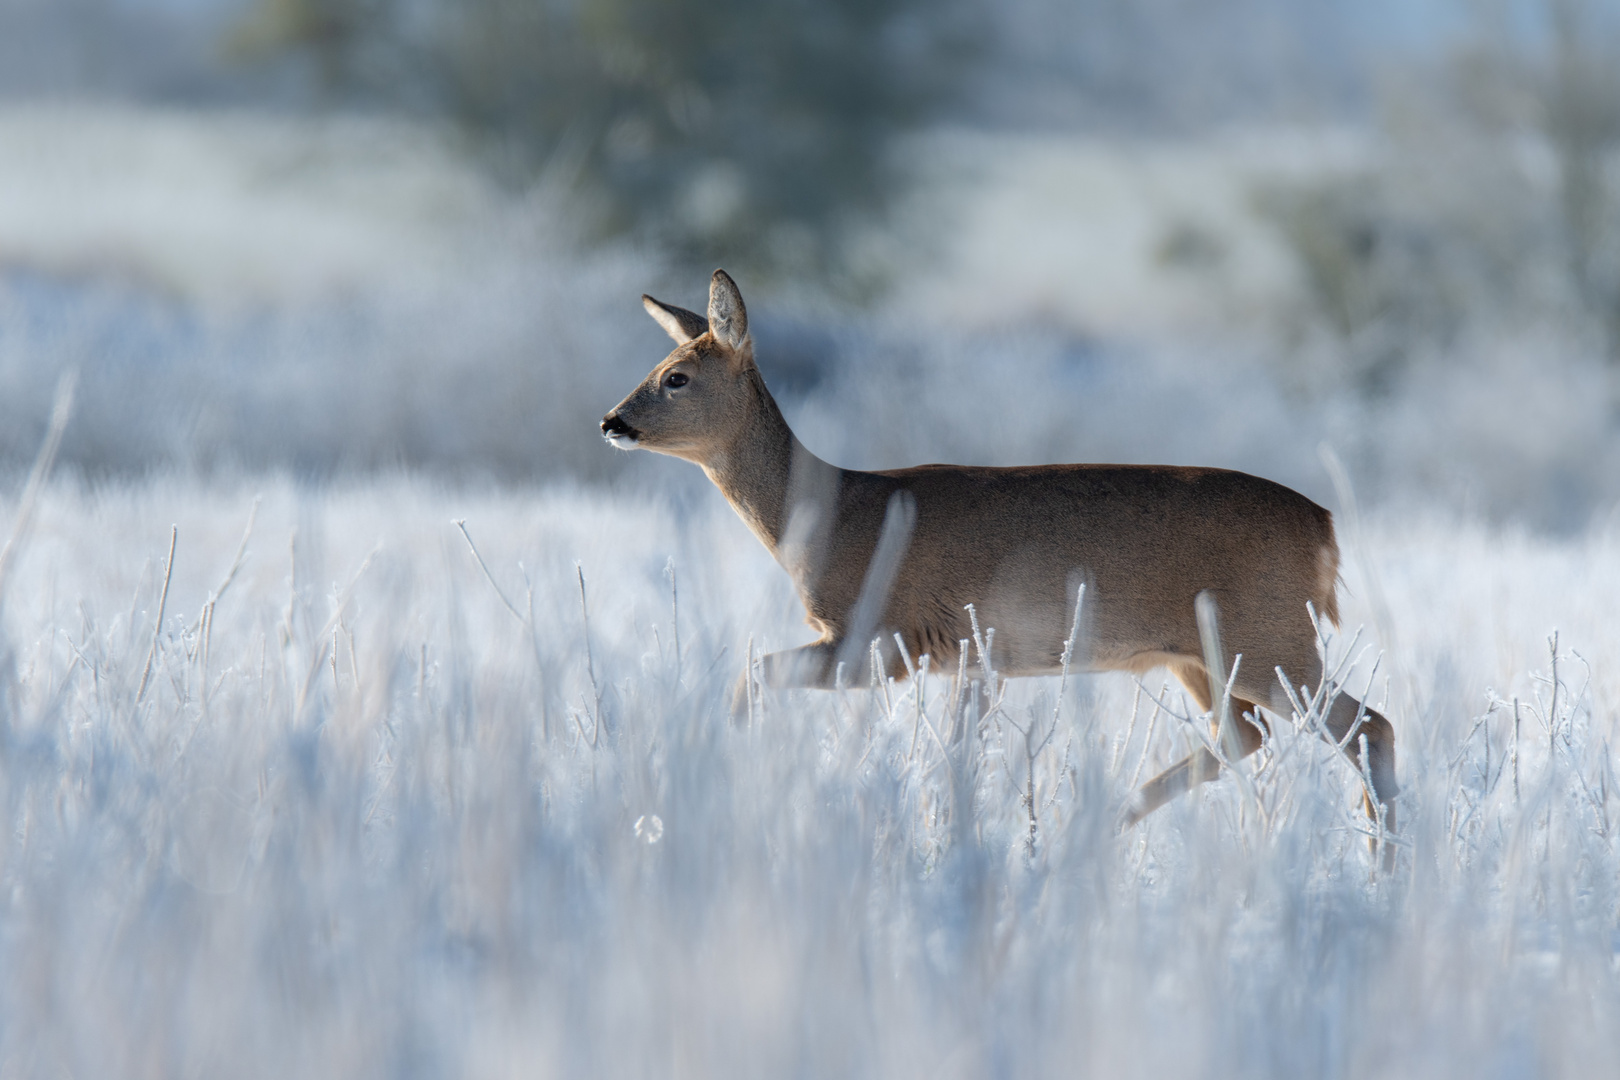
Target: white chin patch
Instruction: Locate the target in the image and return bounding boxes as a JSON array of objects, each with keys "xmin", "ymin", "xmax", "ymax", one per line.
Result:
[{"xmin": 605, "ymin": 432, "xmax": 639, "ymax": 449}]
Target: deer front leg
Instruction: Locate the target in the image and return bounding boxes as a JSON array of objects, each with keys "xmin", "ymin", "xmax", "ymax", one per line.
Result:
[{"xmin": 728, "ymin": 641, "xmax": 841, "ymax": 721}]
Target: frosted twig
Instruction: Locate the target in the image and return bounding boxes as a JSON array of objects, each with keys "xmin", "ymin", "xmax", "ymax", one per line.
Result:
[
  {"xmin": 835, "ymin": 490, "xmax": 914, "ymax": 678},
  {"xmin": 136, "ymin": 526, "xmax": 178, "ymax": 704},
  {"xmin": 455, "ymin": 519, "xmax": 527, "ymax": 625},
  {"xmin": 1195, "ymin": 591, "xmax": 1243, "ymax": 765},
  {"xmin": 664, "ymin": 557, "xmax": 682, "ymax": 678},
  {"xmin": 190, "ymin": 496, "xmax": 260, "ymax": 638},
  {"xmin": 577, "ymin": 564, "xmax": 601, "ymax": 744},
  {"xmin": 1113, "ymin": 681, "xmax": 1141, "ymax": 777},
  {"xmin": 0, "ymin": 371, "xmax": 75, "ymax": 610},
  {"xmin": 1054, "ymin": 583, "xmax": 1086, "ymax": 729},
  {"xmin": 745, "ymin": 634, "xmax": 756, "ymax": 730},
  {"xmin": 294, "ymin": 547, "xmax": 379, "ymax": 724},
  {"xmin": 1126, "ymin": 683, "xmax": 1167, "ymax": 793}
]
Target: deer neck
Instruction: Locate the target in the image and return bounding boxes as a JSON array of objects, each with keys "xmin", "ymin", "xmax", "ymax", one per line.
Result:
[{"xmin": 701, "ymin": 381, "xmax": 835, "ymax": 563}]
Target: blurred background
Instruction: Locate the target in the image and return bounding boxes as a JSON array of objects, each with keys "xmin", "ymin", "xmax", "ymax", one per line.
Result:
[{"xmin": 1, "ymin": 0, "xmax": 1618, "ymax": 529}]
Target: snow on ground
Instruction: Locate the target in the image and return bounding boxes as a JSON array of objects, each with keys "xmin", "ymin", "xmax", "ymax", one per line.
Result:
[
  {"xmin": 0, "ymin": 476, "xmax": 1614, "ymax": 1077},
  {"xmin": 0, "ymin": 104, "xmax": 1615, "ymax": 1075}
]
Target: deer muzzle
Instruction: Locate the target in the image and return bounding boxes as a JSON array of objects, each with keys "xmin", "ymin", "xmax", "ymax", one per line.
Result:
[{"xmin": 600, "ymin": 412, "xmax": 640, "ymax": 447}]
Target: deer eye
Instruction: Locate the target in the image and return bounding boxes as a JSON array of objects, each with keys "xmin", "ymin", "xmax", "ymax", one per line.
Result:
[{"xmin": 664, "ymin": 371, "xmax": 689, "ymax": 389}]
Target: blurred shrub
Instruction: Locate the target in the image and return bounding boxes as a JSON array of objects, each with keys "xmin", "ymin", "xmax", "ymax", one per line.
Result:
[
  {"xmin": 1254, "ymin": 0, "xmax": 1620, "ymax": 393},
  {"xmin": 1254, "ymin": 177, "xmax": 1471, "ymax": 396},
  {"xmin": 975, "ymin": 0, "xmax": 1374, "ymax": 129},
  {"xmin": 232, "ymin": 0, "xmax": 975, "ymax": 285},
  {"xmin": 1487, "ymin": 0, "xmax": 1620, "ymax": 361}
]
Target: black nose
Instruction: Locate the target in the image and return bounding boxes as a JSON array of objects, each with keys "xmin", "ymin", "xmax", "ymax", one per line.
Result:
[{"xmin": 601, "ymin": 413, "xmax": 633, "ymax": 437}]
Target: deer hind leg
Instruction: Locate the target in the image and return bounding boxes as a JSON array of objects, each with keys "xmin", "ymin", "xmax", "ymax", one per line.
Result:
[
  {"xmin": 1121, "ymin": 659, "xmax": 1268, "ymax": 828},
  {"xmin": 1322, "ymin": 691, "xmax": 1399, "ymax": 857},
  {"xmin": 1268, "ymin": 645, "xmax": 1399, "ymax": 863}
]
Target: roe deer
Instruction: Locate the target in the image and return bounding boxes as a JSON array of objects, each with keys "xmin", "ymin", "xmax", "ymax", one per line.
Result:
[{"xmin": 602, "ymin": 270, "xmax": 1398, "ymax": 842}]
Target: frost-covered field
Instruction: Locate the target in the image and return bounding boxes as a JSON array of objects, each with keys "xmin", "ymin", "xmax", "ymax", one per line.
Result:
[
  {"xmin": 2, "ymin": 99, "xmax": 1617, "ymax": 1077},
  {"xmin": 0, "ymin": 476, "xmax": 1615, "ymax": 1078}
]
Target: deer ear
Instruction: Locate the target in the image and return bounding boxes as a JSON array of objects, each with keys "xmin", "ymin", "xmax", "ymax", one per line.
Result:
[
  {"xmin": 707, "ymin": 269, "xmax": 748, "ymax": 350},
  {"xmin": 642, "ymin": 295, "xmax": 709, "ymax": 344}
]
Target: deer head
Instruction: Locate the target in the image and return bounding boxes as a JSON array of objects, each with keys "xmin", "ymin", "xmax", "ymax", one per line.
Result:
[{"xmin": 601, "ymin": 269, "xmax": 763, "ymax": 466}]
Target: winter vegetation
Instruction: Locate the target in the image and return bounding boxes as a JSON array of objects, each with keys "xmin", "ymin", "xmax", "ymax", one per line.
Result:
[
  {"xmin": 0, "ymin": 468, "xmax": 1616, "ymax": 1077},
  {"xmin": 1, "ymin": 0, "xmax": 1619, "ymax": 1075}
]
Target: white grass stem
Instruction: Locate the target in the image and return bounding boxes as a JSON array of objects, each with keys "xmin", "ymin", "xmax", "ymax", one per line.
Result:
[
  {"xmin": 135, "ymin": 525, "xmax": 177, "ymax": 705},
  {"xmin": 0, "ymin": 371, "xmax": 76, "ymax": 610}
]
